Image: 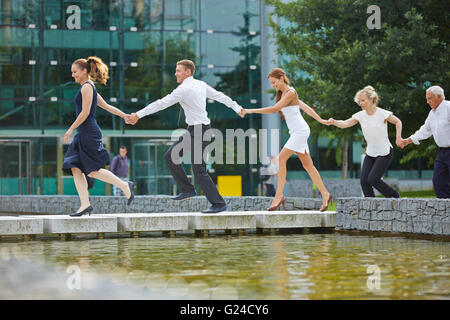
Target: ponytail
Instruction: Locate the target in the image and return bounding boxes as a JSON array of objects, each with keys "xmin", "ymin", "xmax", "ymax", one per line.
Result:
[{"xmin": 73, "ymin": 56, "xmax": 109, "ymax": 85}]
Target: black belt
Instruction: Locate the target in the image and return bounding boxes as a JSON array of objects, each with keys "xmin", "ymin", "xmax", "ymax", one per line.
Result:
[{"xmin": 187, "ymin": 123, "xmax": 210, "ymax": 129}]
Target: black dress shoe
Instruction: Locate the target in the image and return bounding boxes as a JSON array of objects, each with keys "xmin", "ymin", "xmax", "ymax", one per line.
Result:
[
  {"xmin": 201, "ymin": 205, "xmax": 227, "ymax": 214},
  {"xmin": 127, "ymin": 181, "xmax": 135, "ymax": 206},
  {"xmin": 69, "ymin": 206, "xmax": 93, "ymax": 217},
  {"xmin": 172, "ymin": 191, "xmax": 196, "ymax": 201}
]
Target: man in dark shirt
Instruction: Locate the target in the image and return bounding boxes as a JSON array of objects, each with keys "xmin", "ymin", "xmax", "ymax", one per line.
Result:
[{"xmin": 110, "ymin": 146, "xmax": 129, "ymax": 196}]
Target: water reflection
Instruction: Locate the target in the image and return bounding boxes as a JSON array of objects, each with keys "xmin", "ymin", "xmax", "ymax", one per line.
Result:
[{"xmin": 0, "ymin": 233, "xmax": 449, "ymax": 299}]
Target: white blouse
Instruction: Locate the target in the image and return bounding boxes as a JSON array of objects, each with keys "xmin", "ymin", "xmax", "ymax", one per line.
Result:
[{"xmin": 352, "ymin": 107, "xmax": 393, "ymax": 157}]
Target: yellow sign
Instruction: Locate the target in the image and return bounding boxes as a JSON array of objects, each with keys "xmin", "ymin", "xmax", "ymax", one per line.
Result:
[{"xmin": 217, "ymin": 175, "xmax": 242, "ymax": 196}]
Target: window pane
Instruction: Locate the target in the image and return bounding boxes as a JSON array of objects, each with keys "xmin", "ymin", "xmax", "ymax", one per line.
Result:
[{"xmin": 201, "ymin": 0, "xmax": 259, "ymax": 33}]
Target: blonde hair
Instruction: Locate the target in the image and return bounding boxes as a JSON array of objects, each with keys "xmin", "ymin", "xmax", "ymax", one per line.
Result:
[
  {"xmin": 177, "ymin": 59, "xmax": 196, "ymax": 75},
  {"xmin": 354, "ymin": 85, "xmax": 379, "ymax": 106},
  {"xmin": 73, "ymin": 56, "xmax": 109, "ymax": 85}
]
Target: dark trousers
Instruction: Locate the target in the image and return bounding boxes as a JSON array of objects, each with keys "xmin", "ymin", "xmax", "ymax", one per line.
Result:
[
  {"xmin": 360, "ymin": 148, "xmax": 399, "ymax": 198},
  {"xmin": 433, "ymin": 148, "xmax": 450, "ymax": 199},
  {"xmin": 164, "ymin": 124, "xmax": 226, "ymax": 207},
  {"xmin": 264, "ymin": 183, "xmax": 275, "ymax": 196}
]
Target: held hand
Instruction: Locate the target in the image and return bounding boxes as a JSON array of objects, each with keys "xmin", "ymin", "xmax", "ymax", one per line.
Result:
[
  {"xmin": 320, "ymin": 118, "xmax": 332, "ymax": 126},
  {"xmin": 238, "ymin": 108, "xmax": 247, "ymax": 118},
  {"xmin": 125, "ymin": 113, "xmax": 139, "ymax": 125},
  {"xmin": 396, "ymin": 137, "xmax": 404, "ymax": 148},
  {"xmin": 130, "ymin": 113, "xmax": 139, "ymax": 125},
  {"xmin": 328, "ymin": 118, "xmax": 335, "ymax": 126},
  {"xmin": 64, "ymin": 129, "xmax": 73, "ymax": 144},
  {"xmin": 400, "ymin": 138, "xmax": 412, "ymax": 149}
]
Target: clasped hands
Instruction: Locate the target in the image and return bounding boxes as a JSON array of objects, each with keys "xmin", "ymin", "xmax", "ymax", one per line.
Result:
[{"xmin": 123, "ymin": 113, "xmax": 139, "ymax": 125}]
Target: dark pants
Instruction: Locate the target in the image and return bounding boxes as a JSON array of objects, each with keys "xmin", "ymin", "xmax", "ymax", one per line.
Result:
[
  {"xmin": 433, "ymin": 148, "xmax": 450, "ymax": 199},
  {"xmin": 360, "ymin": 148, "xmax": 399, "ymax": 198},
  {"xmin": 164, "ymin": 124, "xmax": 226, "ymax": 207},
  {"xmin": 264, "ymin": 183, "xmax": 275, "ymax": 196}
]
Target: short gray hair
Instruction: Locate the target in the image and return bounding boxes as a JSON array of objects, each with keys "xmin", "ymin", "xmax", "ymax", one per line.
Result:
[{"xmin": 426, "ymin": 86, "xmax": 445, "ymax": 99}]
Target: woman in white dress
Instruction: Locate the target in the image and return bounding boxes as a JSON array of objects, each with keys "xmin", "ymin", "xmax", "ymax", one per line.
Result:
[
  {"xmin": 242, "ymin": 68, "xmax": 332, "ymax": 211},
  {"xmin": 329, "ymin": 86, "xmax": 402, "ymax": 198}
]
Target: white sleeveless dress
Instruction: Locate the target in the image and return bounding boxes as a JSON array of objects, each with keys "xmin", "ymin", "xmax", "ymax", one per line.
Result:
[{"xmin": 281, "ymin": 105, "xmax": 310, "ymax": 154}]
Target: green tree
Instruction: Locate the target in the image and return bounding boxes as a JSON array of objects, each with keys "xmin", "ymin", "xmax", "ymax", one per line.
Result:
[{"xmin": 266, "ymin": 0, "xmax": 449, "ymax": 175}]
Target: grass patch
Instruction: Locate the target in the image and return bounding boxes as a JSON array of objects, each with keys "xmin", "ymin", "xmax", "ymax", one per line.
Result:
[
  {"xmin": 400, "ymin": 190, "xmax": 436, "ymax": 198},
  {"xmin": 376, "ymin": 190, "xmax": 436, "ymax": 198}
]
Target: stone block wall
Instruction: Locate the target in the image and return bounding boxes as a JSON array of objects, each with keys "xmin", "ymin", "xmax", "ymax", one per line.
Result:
[
  {"xmin": 336, "ymin": 198, "xmax": 450, "ymax": 236},
  {"xmin": 0, "ymin": 196, "xmax": 323, "ymax": 215}
]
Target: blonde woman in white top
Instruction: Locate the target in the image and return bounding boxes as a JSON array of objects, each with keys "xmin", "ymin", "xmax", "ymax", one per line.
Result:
[
  {"xmin": 330, "ymin": 86, "xmax": 402, "ymax": 198},
  {"xmin": 243, "ymin": 68, "xmax": 332, "ymax": 212}
]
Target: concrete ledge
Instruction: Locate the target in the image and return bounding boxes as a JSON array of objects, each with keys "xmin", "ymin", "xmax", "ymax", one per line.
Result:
[
  {"xmin": 0, "ymin": 216, "xmax": 43, "ymax": 235},
  {"xmin": 188, "ymin": 212, "xmax": 256, "ymax": 230},
  {"xmin": 256, "ymin": 211, "xmax": 336, "ymax": 229},
  {"xmin": 31, "ymin": 215, "xmax": 118, "ymax": 234},
  {"xmin": 1, "ymin": 210, "xmax": 336, "ymax": 237},
  {"xmin": 103, "ymin": 213, "xmax": 189, "ymax": 232}
]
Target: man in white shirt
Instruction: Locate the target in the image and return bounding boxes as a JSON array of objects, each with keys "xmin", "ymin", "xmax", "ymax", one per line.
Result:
[
  {"xmin": 400, "ymin": 85, "xmax": 450, "ymax": 198},
  {"xmin": 125, "ymin": 59, "xmax": 245, "ymax": 213}
]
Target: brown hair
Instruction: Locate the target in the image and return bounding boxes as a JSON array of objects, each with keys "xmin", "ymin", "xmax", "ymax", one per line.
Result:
[
  {"xmin": 267, "ymin": 68, "xmax": 291, "ymax": 120},
  {"xmin": 73, "ymin": 56, "xmax": 109, "ymax": 85},
  {"xmin": 177, "ymin": 59, "xmax": 196, "ymax": 76}
]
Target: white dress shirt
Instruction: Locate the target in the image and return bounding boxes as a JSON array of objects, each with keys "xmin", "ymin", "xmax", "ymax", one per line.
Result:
[
  {"xmin": 352, "ymin": 107, "xmax": 393, "ymax": 157},
  {"xmin": 410, "ymin": 100, "xmax": 450, "ymax": 148},
  {"xmin": 136, "ymin": 76, "xmax": 242, "ymax": 126}
]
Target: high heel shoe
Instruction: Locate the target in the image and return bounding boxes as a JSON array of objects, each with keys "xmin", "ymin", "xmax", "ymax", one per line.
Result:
[
  {"xmin": 69, "ymin": 205, "xmax": 93, "ymax": 217},
  {"xmin": 267, "ymin": 196, "xmax": 286, "ymax": 211},
  {"xmin": 127, "ymin": 181, "xmax": 135, "ymax": 206},
  {"xmin": 320, "ymin": 194, "xmax": 333, "ymax": 212}
]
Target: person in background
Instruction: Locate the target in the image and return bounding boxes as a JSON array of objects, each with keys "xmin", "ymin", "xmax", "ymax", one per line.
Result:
[
  {"xmin": 110, "ymin": 146, "xmax": 130, "ymax": 196},
  {"xmin": 260, "ymin": 155, "xmax": 278, "ymax": 197}
]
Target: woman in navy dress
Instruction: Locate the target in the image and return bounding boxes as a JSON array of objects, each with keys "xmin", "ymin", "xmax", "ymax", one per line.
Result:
[{"xmin": 63, "ymin": 56, "xmax": 134, "ymax": 216}]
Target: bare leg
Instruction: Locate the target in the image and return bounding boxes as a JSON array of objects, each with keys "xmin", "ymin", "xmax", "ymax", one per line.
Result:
[
  {"xmin": 270, "ymin": 148, "xmax": 295, "ymax": 207},
  {"xmin": 87, "ymin": 169, "xmax": 131, "ymax": 198},
  {"xmin": 71, "ymin": 167, "xmax": 91, "ymax": 213},
  {"xmin": 296, "ymin": 152, "xmax": 330, "ymax": 207}
]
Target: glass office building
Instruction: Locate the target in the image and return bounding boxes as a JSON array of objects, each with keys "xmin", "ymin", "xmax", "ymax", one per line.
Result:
[{"xmin": 0, "ymin": 0, "xmax": 263, "ymax": 195}]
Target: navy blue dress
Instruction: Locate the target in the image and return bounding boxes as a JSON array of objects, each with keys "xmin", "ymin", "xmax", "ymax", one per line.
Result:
[{"xmin": 62, "ymin": 81, "xmax": 111, "ymax": 180}]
